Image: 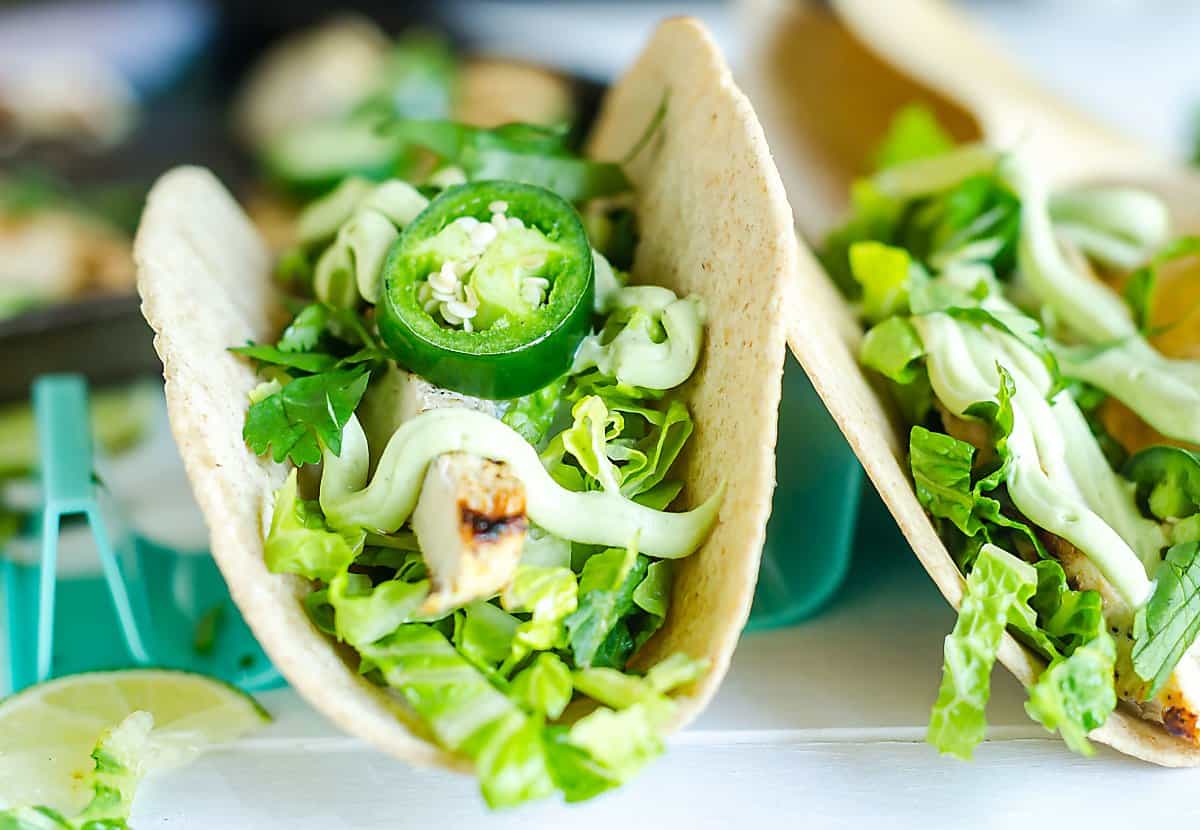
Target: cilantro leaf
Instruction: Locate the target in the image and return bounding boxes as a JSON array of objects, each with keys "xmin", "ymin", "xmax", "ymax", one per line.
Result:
[
  {"xmin": 1133, "ymin": 541, "xmax": 1200, "ymax": 698},
  {"xmin": 230, "ymin": 302, "xmax": 385, "ymax": 376},
  {"xmin": 243, "ymin": 369, "xmax": 371, "ymax": 466},
  {"xmin": 229, "ymin": 344, "xmax": 339, "ymax": 373},
  {"xmin": 278, "ymin": 304, "xmax": 330, "ymax": 352}
]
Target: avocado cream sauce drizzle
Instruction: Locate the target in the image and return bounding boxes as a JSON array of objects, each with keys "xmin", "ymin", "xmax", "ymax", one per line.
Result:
[{"xmin": 319, "ymin": 409, "xmax": 723, "ymax": 559}]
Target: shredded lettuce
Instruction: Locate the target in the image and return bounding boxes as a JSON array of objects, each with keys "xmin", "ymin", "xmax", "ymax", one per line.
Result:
[
  {"xmin": 359, "ymin": 625, "xmax": 554, "ymax": 808},
  {"xmin": 455, "ymin": 601, "xmax": 521, "ymax": 675},
  {"xmin": 646, "ymin": 653, "xmax": 710, "ymax": 693},
  {"xmin": 519, "ymin": 524, "xmax": 573, "ymax": 569},
  {"xmin": 929, "ymin": 542, "xmax": 1116, "ymax": 758},
  {"xmin": 329, "ymin": 570, "xmax": 429, "ymax": 645},
  {"xmin": 542, "ymin": 393, "xmax": 693, "ymax": 511},
  {"xmin": 1024, "ymin": 634, "xmax": 1116, "ymax": 756},
  {"xmin": 861, "ymin": 317, "xmax": 925, "ymax": 384},
  {"xmin": 500, "ymin": 377, "xmax": 567, "ymax": 446},
  {"xmin": 822, "ymin": 180, "xmax": 902, "ymax": 296},
  {"xmin": 564, "ymin": 703, "xmax": 666, "ymax": 789},
  {"xmin": 573, "ymin": 667, "xmax": 657, "ymax": 709},
  {"xmin": 565, "ymin": 546, "xmax": 649, "ymax": 668},
  {"xmin": 906, "ymin": 367, "xmax": 1041, "ymax": 562},
  {"xmin": 633, "ymin": 561, "xmax": 672, "ymax": 623},
  {"xmin": 873, "ymin": 104, "xmax": 955, "ymax": 170},
  {"xmin": 559, "ymin": 395, "xmax": 625, "ymax": 493},
  {"xmin": 574, "ymin": 653, "xmax": 709, "ymax": 710},
  {"xmin": 910, "ymin": 426, "xmax": 981, "ymax": 538},
  {"xmin": 1027, "ymin": 559, "xmax": 1107, "ymax": 656},
  {"xmin": 501, "ymin": 566, "xmax": 579, "ymax": 666},
  {"xmin": 849, "ymin": 241, "xmax": 912, "ymax": 324},
  {"xmin": 928, "ymin": 544, "xmax": 1031, "ymax": 758},
  {"xmin": 612, "ymin": 399, "xmax": 693, "ymax": 503},
  {"xmin": 511, "ymin": 654, "xmax": 573, "ymax": 719},
  {"xmin": 264, "ymin": 471, "xmax": 364, "ymax": 581}
]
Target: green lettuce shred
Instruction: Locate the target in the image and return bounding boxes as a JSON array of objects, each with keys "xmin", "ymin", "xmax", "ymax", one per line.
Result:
[
  {"xmin": 860, "ymin": 317, "xmax": 925, "ymax": 384},
  {"xmin": 849, "ymin": 241, "xmax": 912, "ymax": 324},
  {"xmin": 1024, "ymin": 634, "xmax": 1116, "ymax": 756},
  {"xmin": 511, "ymin": 654, "xmax": 574, "ymax": 719},
  {"xmin": 928, "ymin": 544, "xmax": 1031, "ymax": 758},
  {"xmin": 873, "ymin": 104, "xmax": 956, "ymax": 170},
  {"xmin": 360, "ymin": 625, "xmax": 553, "ymax": 808},
  {"xmin": 929, "ymin": 543, "xmax": 1116, "ymax": 759},
  {"xmin": 264, "ymin": 470, "xmax": 363, "ymax": 581},
  {"xmin": 565, "ymin": 545, "xmax": 648, "ymax": 668}
]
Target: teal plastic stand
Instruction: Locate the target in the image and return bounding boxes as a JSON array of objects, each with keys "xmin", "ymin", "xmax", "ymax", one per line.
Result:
[
  {"xmin": 748, "ymin": 354, "xmax": 864, "ymax": 629},
  {"xmin": 2, "ymin": 375, "xmax": 283, "ymax": 694}
]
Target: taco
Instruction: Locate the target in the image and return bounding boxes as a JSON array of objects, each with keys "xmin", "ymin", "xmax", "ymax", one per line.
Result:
[
  {"xmin": 134, "ymin": 17, "xmax": 791, "ymax": 805},
  {"xmin": 783, "ymin": 108, "xmax": 1200, "ymax": 764}
]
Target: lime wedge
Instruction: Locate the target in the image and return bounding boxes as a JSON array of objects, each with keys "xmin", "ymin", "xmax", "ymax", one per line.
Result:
[{"xmin": 0, "ymin": 670, "xmax": 269, "ymax": 815}]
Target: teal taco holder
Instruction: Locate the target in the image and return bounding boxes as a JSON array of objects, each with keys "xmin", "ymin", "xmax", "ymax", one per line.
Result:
[
  {"xmin": 2, "ymin": 374, "xmax": 283, "ymax": 694},
  {"xmin": 747, "ymin": 355, "xmax": 864, "ymax": 630}
]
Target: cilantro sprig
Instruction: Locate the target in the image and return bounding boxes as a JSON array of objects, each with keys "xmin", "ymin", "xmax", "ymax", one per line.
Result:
[
  {"xmin": 232, "ymin": 303, "xmax": 384, "ymax": 467},
  {"xmin": 1133, "ymin": 541, "xmax": 1200, "ymax": 698}
]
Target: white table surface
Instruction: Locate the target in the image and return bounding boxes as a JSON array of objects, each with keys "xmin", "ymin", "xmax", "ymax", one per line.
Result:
[{"xmin": 9, "ymin": 1, "xmax": 1200, "ymax": 827}]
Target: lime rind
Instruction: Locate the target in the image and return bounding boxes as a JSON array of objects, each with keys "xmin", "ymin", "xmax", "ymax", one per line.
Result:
[{"xmin": 0, "ymin": 670, "xmax": 269, "ymax": 818}]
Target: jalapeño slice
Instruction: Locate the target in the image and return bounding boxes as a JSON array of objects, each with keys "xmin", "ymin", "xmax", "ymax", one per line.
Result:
[{"xmin": 378, "ymin": 180, "xmax": 594, "ymax": 399}]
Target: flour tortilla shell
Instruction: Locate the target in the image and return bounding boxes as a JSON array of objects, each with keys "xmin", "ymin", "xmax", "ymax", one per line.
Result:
[{"xmin": 135, "ymin": 15, "xmax": 791, "ymax": 768}]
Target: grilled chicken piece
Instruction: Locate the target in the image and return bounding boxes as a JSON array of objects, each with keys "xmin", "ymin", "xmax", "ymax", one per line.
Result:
[
  {"xmin": 357, "ymin": 364, "xmax": 501, "ymax": 471},
  {"xmin": 359, "ymin": 364, "xmax": 527, "ymax": 610},
  {"xmin": 413, "ymin": 452, "xmax": 528, "ymax": 616},
  {"xmin": 399, "ymin": 371, "xmax": 498, "ymax": 422}
]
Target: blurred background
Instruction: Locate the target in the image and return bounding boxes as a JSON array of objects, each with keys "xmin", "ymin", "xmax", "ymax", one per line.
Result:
[
  {"xmin": 3, "ymin": 0, "xmax": 1200, "ymax": 324},
  {"xmin": 2, "ymin": 0, "xmax": 1199, "ymax": 442}
]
